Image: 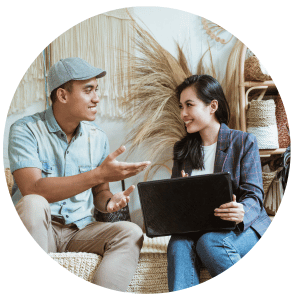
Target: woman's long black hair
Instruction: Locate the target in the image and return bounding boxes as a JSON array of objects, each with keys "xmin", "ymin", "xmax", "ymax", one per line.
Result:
[{"xmin": 174, "ymin": 74, "xmax": 230, "ymax": 170}]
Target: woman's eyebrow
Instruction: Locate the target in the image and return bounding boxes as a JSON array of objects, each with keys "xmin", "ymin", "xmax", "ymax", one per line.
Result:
[{"xmin": 181, "ymin": 99, "xmax": 194, "ymax": 104}]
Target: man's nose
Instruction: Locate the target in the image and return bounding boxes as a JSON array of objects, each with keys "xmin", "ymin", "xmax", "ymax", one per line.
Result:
[{"xmin": 92, "ymin": 91, "xmax": 100, "ymax": 103}]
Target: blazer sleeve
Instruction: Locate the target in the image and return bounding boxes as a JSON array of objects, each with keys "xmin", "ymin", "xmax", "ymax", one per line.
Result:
[{"xmin": 237, "ymin": 133, "xmax": 265, "ymax": 232}]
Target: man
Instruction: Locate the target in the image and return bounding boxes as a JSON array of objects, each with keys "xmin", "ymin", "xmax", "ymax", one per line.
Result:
[{"xmin": 8, "ymin": 57, "xmax": 151, "ymax": 292}]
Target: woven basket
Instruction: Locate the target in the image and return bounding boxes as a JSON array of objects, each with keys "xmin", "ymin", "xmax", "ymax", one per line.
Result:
[
  {"xmin": 274, "ymin": 95, "xmax": 290, "ymax": 148},
  {"xmin": 5, "ymin": 168, "xmax": 13, "ymax": 196},
  {"xmin": 262, "ymin": 171, "xmax": 278, "ymax": 196},
  {"xmin": 247, "ymin": 99, "xmax": 279, "ymax": 149},
  {"xmin": 244, "ymin": 56, "xmax": 272, "ymax": 81}
]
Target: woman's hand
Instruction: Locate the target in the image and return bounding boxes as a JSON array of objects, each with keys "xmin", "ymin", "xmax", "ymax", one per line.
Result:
[
  {"xmin": 214, "ymin": 195, "xmax": 245, "ymax": 224},
  {"xmin": 106, "ymin": 185, "xmax": 135, "ymax": 213},
  {"xmin": 181, "ymin": 170, "xmax": 189, "ymax": 177}
]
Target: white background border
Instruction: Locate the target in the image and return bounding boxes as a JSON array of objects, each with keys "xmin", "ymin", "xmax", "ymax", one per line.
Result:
[{"xmin": 1, "ymin": 1, "xmax": 299, "ymax": 299}]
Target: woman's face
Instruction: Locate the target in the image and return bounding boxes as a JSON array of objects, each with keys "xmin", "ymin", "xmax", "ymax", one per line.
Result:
[{"xmin": 179, "ymin": 86, "xmax": 216, "ymax": 134}]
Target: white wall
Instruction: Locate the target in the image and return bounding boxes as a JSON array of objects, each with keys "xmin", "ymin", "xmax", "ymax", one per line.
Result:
[{"xmin": 3, "ymin": 7, "xmax": 236, "ymax": 228}]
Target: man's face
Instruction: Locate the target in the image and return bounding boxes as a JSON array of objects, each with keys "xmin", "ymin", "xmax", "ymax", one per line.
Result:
[{"xmin": 64, "ymin": 77, "xmax": 100, "ymax": 122}]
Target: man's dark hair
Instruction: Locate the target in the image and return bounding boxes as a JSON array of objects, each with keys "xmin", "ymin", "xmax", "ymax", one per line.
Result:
[{"xmin": 50, "ymin": 80, "xmax": 74, "ymax": 104}]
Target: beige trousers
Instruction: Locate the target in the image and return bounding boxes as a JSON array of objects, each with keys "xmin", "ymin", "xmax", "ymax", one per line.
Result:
[{"xmin": 15, "ymin": 194, "xmax": 144, "ymax": 292}]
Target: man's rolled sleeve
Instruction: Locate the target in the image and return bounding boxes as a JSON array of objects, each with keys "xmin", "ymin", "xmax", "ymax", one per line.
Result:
[{"xmin": 8, "ymin": 122, "xmax": 42, "ymax": 173}]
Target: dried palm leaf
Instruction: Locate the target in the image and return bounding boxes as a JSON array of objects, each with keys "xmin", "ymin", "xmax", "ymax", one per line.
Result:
[
  {"xmin": 196, "ymin": 44, "xmax": 217, "ymax": 79},
  {"xmin": 224, "ymin": 39, "xmax": 244, "ymax": 130},
  {"xmin": 121, "ymin": 13, "xmax": 192, "ymax": 175}
]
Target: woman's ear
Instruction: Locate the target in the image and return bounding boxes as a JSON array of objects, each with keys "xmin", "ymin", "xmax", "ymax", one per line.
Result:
[
  {"xmin": 210, "ymin": 100, "xmax": 219, "ymax": 113},
  {"xmin": 56, "ymin": 88, "xmax": 68, "ymax": 104}
]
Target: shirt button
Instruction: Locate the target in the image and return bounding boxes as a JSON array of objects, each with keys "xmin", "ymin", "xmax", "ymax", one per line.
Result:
[
  {"xmin": 63, "ymin": 202, "xmax": 66, "ymax": 205},
  {"xmin": 66, "ymin": 215, "xmax": 69, "ymax": 218},
  {"xmin": 66, "ymin": 151, "xmax": 69, "ymax": 154}
]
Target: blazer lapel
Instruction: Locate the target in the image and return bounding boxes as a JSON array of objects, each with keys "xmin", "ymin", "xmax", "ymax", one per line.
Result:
[{"xmin": 214, "ymin": 123, "xmax": 231, "ymax": 173}]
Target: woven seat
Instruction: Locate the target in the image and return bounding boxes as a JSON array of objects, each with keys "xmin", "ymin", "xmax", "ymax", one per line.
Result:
[{"xmin": 50, "ymin": 234, "xmax": 211, "ymax": 293}]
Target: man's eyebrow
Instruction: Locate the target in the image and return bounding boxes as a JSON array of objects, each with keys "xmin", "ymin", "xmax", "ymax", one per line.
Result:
[{"xmin": 83, "ymin": 84, "xmax": 98, "ymax": 89}]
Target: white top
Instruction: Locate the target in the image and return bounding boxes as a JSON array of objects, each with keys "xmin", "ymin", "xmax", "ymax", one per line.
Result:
[{"xmin": 191, "ymin": 142, "xmax": 217, "ymax": 176}]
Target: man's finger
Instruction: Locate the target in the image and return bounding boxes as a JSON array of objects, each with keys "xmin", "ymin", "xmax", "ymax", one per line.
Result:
[
  {"xmin": 125, "ymin": 161, "xmax": 151, "ymax": 171},
  {"xmin": 123, "ymin": 185, "xmax": 135, "ymax": 196},
  {"xmin": 108, "ymin": 145, "xmax": 126, "ymax": 161}
]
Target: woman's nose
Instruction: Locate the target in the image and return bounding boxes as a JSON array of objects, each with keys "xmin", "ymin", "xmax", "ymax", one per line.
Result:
[{"xmin": 181, "ymin": 108, "xmax": 187, "ymax": 119}]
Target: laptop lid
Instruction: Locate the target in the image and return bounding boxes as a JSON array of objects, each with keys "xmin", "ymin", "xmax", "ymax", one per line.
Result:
[{"xmin": 137, "ymin": 172, "xmax": 236, "ymax": 238}]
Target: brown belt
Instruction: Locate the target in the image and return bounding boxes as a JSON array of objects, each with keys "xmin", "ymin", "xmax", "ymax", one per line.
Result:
[{"xmin": 51, "ymin": 216, "xmax": 65, "ymax": 225}]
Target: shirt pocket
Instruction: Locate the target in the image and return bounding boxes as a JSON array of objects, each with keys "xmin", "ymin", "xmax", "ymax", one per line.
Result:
[
  {"xmin": 41, "ymin": 160, "xmax": 58, "ymax": 178},
  {"xmin": 73, "ymin": 165, "xmax": 96, "ymax": 202}
]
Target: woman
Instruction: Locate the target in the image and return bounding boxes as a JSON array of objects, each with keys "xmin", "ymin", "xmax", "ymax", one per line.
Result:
[{"xmin": 167, "ymin": 75, "xmax": 271, "ymax": 291}]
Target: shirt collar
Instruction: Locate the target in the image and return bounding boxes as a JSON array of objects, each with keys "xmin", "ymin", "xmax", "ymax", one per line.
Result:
[
  {"xmin": 45, "ymin": 106, "xmax": 62, "ymax": 133},
  {"xmin": 45, "ymin": 106, "xmax": 84, "ymax": 137}
]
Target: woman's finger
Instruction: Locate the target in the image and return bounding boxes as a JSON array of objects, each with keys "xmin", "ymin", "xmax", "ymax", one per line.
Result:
[{"xmin": 218, "ymin": 201, "xmax": 240, "ymax": 209}]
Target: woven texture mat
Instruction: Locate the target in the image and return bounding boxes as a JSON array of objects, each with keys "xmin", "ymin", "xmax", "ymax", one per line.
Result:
[{"xmin": 50, "ymin": 234, "xmax": 211, "ymax": 293}]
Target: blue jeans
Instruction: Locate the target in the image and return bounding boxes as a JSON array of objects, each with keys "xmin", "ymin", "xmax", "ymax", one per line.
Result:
[{"xmin": 167, "ymin": 227, "xmax": 260, "ymax": 291}]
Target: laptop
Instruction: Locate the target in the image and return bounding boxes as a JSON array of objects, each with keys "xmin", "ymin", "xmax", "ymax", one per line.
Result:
[{"xmin": 137, "ymin": 172, "xmax": 236, "ymax": 238}]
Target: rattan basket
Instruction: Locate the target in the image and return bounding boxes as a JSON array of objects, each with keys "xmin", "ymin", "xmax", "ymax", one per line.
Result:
[
  {"xmin": 244, "ymin": 56, "xmax": 272, "ymax": 81},
  {"xmin": 274, "ymin": 95, "xmax": 290, "ymax": 148},
  {"xmin": 262, "ymin": 170, "xmax": 278, "ymax": 196},
  {"xmin": 247, "ymin": 99, "xmax": 279, "ymax": 149}
]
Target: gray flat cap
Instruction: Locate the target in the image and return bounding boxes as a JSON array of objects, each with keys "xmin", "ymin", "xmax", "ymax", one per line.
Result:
[{"xmin": 48, "ymin": 57, "xmax": 106, "ymax": 94}]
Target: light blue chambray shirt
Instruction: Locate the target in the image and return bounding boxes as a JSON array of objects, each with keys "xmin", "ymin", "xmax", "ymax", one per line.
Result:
[{"xmin": 8, "ymin": 106, "xmax": 110, "ymax": 229}]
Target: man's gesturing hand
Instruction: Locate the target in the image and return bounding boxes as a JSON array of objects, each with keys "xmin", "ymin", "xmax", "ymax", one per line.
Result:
[
  {"xmin": 106, "ymin": 185, "xmax": 135, "ymax": 213},
  {"xmin": 97, "ymin": 146, "xmax": 151, "ymax": 183},
  {"xmin": 214, "ymin": 195, "xmax": 245, "ymax": 224}
]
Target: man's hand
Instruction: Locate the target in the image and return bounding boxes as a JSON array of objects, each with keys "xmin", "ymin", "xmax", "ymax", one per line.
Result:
[
  {"xmin": 96, "ymin": 146, "xmax": 151, "ymax": 183},
  {"xmin": 106, "ymin": 185, "xmax": 135, "ymax": 213},
  {"xmin": 214, "ymin": 195, "xmax": 245, "ymax": 224}
]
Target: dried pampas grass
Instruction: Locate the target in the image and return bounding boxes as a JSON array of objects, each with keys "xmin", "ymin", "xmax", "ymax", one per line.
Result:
[
  {"xmin": 121, "ymin": 13, "xmax": 191, "ymax": 174},
  {"xmin": 224, "ymin": 39, "xmax": 244, "ymax": 130}
]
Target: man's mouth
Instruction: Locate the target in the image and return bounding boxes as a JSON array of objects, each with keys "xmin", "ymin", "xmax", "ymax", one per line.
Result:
[{"xmin": 88, "ymin": 106, "xmax": 97, "ymax": 112}]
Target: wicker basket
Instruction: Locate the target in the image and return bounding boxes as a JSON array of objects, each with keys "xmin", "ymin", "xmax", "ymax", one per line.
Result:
[
  {"xmin": 247, "ymin": 99, "xmax": 279, "ymax": 149},
  {"xmin": 274, "ymin": 95, "xmax": 290, "ymax": 148},
  {"xmin": 262, "ymin": 170, "xmax": 278, "ymax": 196},
  {"xmin": 244, "ymin": 56, "xmax": 272, "ymax": 81}
]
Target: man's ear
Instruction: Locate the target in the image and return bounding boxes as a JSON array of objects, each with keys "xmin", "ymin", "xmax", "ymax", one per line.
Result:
[
  {"xmin": 56, "ymin": 88, "xmax": 68, "ymax": 104},
  {"xmin": 210, "ymin": 100, "xmax": 218, "ymax": 113}
]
